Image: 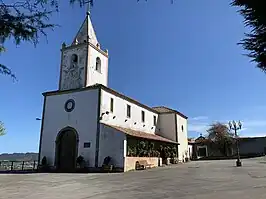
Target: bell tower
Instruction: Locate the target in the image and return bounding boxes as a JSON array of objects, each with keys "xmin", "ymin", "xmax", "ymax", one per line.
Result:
[{"xmin": 59, "ymin": 12, "xmax": 109, "ymax": 91}]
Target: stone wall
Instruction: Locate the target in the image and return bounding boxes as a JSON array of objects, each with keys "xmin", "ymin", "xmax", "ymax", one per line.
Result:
[{"xmin": 124, "ymin": 157, "xmax": 162, "ymax": 172}]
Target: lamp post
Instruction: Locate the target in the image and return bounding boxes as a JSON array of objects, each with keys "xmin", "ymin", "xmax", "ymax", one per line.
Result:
[{"xmin": 228, "ymin": 120, "xmax": 242, "ymax": 167}]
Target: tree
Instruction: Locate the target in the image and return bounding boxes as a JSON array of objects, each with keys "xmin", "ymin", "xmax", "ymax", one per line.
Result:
[
  {"xmin": 207, "ymin": 122, "xmax": 234, "ymax": 156},
  {"xmin": 0, "ymin": 121, "xmax": 6, "ymax": 136},
  {"xmin": 0, "ymin": 0, "xmax": 89, "ymax": 78},
  {"xmin": 231, "ymin": 0, "xmax": 266, "ymax": 71}
]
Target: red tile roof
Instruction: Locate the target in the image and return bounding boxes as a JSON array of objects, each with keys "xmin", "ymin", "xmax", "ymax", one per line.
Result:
[
  {"xmin": 188, "ymin": 136, "xmax": 211, "ymax": 144},
  {"xmin": 102, "ymin": 123, "xmax": 178, "ymax": 144}
]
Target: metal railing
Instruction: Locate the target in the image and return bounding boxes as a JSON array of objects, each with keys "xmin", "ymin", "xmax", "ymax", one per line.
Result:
[{"xmin": 0, "ymin": 160, "xmax": 37, "ymax": 171}]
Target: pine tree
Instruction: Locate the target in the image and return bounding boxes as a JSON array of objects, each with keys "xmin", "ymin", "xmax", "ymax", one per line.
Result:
[
  {"xmin": 0, "ymin": 121, "xmax": 5, "ymax": 136},
  {"xmin": 0, "ymin": 0, "xmax": 90, "ymax": 78},
  {"xmin": 231, "ymin": 0, "xmax": 266, "ymax": 71}
]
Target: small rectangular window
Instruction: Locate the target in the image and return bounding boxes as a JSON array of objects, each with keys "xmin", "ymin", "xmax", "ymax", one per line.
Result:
[
  {"xmin": 141, "ymin": 110, "xmax": 145, "ymax": 122},
  {"xmin": 153, "ymin": 115, "xmax": 156, "ymax": 126},
  {"xmin": 84, "ymin": 142, "xmax": 91, "ymax": 148},
  {"xmin": 110, "ymin": 98, "xmax": 114, "ymax": 112},
  {"xmin": 127, "ymin": 105, "xmax": 131, "ymax": 118}
]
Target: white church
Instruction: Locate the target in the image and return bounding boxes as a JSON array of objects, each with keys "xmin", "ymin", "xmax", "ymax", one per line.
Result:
[{"xmin": 38, "ymin": 13, "xmax": 189, "ymax": 172}]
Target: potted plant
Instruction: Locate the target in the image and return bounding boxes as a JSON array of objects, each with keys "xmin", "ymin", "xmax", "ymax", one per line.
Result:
[
  {"xmin": 185, "ymin": 150, "xmax": 189, "ymax": 162},
  {"xmin": 77, "ymin": 155, "xmax": 85, "ymax": 168},
  {"xmin": 102, "ymin": 156, "xmax": 113, "ymax": 172},
  {"xmin": 39, "ymin": 156, "xmax": 49, "ymax": 172},
  {"xmin": 41, "ymin": 156, "xmax": 47, "ymax": 166}
]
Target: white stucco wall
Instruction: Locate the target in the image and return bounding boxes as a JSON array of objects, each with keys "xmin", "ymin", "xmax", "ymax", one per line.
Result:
[
  {"xmin": 156, "ymin": 113, "xmax": 176, "ymax": 141},
  {"xmin": 197, "ymin": 145, "xmax": 208, "ymax": 157},
  {"xmin": 40, "ymin": 88, "xmax": 99, "ymax": 167},
  {"xmin": 100, "ymin": 89, "xmax": 158, "ymax": 134},
  {"xmin": 176, "ymin": 115, "xmax": 188, "ymax": 162},
  {"xmin": 87, "ymin": 16, "xmax": 99, "ymax": 46},
  {"xmin": 86, "ymin": 45, "xmax": 108, "ymax": 87},
  {"xmin": 99, "ymin": 124, "xmax": 126, "ymax": 168},
  {"xmin": 188, "ymin": 145, "xmax": 193, "ymax": 159}
]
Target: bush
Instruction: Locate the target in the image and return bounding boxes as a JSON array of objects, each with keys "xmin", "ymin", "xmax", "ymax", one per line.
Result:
[
  {"xmin": 127, "ymin": 146, "xmax": 137, "ymax": 157},
  {"xmin": 39, "ymin": 156, "xmax": 49, "ymax": 172},
  {"xmin": 102, "ymin": 156, "xmax": 112, "ymax": 166},
  {"xmin": 41, "ymin": 156, "xmax": 47, "ymax": 166},
  {"xmin": 127, "ymin": 139, "xmax": 178, "ymax": 158},
  {"xmin": 76, "ymin": 155, "xmax": 85, "ymax": 168},
  {"xmin": 102, "ymin": 156, "xmax": 113, "ymax": 172}
]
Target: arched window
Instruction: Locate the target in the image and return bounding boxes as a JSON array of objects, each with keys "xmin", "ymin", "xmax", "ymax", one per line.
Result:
[
  {"xmin": 71, "ymin": 54, "xmax": 78, "ymax": 65},
  {"xmin": 96, "ymin": 57, "xmax": 101, "ymax": 72}
]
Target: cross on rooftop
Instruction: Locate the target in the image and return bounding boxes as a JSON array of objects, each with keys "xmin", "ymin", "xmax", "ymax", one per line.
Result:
[{"xmin": 84, "ymin": 0, "xmax": 94, "ymax": 15}]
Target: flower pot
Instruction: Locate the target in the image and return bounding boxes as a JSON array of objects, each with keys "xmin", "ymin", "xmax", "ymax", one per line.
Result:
[{"xmin": 103, "ymin": 165, "xmax": 113, "ymax": 172}]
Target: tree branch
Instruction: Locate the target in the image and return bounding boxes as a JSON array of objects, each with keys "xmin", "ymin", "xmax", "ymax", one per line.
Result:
[{"xmin": 0, "ymin": 121, "xmax": 6, "ymax": 136}]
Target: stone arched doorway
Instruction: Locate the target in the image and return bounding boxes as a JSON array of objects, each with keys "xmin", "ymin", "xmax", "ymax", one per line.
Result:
[{"xmin": 55, "ymin": 127, "xmax": 79, "ymax": 172}]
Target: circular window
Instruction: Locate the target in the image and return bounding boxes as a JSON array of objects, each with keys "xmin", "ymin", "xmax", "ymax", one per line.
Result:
[
  {"xmin": 181, "ymin": 125, "xmax": 184, "ymax": 132},
  {"xmin": 64, "ymin": 99, "xmax": 75, "ymax": 112}
]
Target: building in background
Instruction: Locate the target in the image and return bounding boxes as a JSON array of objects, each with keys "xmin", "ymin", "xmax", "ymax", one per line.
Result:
[
  {"xmin": 38, "ymin": 13, "xmax": 189, "ymax": 172},
  {"xmin": 188, "ymin": 135, "xmax": 266, "ymax": 160}
]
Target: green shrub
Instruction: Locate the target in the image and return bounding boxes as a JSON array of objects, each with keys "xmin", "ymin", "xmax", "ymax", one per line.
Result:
[{"xmin": 41, "ymin": 156, "xmax": 47, "ymax": 166}]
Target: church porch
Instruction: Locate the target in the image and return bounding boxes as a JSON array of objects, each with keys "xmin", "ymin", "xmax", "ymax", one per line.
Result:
[{"xmin": 100, "ymin": 124, "xmax": 179, "ymax": 172}]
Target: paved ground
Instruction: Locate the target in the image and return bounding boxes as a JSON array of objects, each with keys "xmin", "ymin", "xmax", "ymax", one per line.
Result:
[{"xmin": 2, "ymin": 158, "xmax": 266, "ymax": 199}]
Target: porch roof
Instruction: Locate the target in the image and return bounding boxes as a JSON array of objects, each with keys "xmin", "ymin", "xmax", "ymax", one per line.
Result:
[{"xmin": 103, "ymin": 124, "xmax": 179, "ymax": 144}]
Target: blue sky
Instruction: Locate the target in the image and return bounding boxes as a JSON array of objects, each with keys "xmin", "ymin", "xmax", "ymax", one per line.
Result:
[{"xmin": 1, "ymin": 0, "xmax": 266, "ymax": 153}]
